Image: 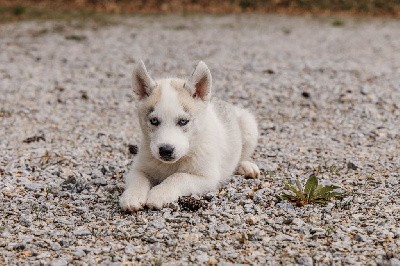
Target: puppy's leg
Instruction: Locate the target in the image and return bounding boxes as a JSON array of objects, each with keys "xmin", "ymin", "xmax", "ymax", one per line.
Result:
[
  {"xmin": 146, "ymin": 173, "xmax": 218, "ymax": 209},
  {"xmin": 237, "ymin": 109, "xmax": 260, "ymax": 178},
  {"xmin": 119, "ymin": 169, "xmax": 151, "ymax": 212}
]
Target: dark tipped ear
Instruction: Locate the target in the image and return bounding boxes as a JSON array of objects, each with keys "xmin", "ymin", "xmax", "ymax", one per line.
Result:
[
  {"xmin": 132, "ymin": 60, "xmax": 157, "ymax": 100},
  {"xmin": 187, "ymin": 61, "xmax": 212, "ymax": 101}
]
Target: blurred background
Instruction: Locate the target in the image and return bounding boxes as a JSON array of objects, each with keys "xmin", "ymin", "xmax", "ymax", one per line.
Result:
[{"xmin": 0, "ymin": 0, "xmax": 399, "ymax": 22}]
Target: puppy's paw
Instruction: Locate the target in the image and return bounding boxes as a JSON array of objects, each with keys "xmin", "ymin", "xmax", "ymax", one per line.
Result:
[
  {"xmin": 119, "ymin": 190, "xmax": 148, "ymax": 212},
  {"xmin": 237, "ymin": 161, "xmax": 260, "ymax": 179},
  {"xmin": 146, "ymin": 186, "xmax": 178, "ymax": 210}
]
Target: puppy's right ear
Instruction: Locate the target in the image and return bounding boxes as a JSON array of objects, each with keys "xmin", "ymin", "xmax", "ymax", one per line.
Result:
[{"xmin": 132, "ymin": 60, "xmax": 157, "ymax": 100}]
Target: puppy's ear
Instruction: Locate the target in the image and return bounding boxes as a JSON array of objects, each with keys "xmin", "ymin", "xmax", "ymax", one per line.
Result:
[
  {"xmin": 132, "ymin": 60, "xmax": 157, "ymax": 100},
  {"xmin": 187, "ymin": 61, "xmax": 212, "ymax": 101}
]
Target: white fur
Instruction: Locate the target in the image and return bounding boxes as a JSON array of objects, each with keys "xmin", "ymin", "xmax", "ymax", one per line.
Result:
[
  {"xmin": 120, "ymin": 61, "xmax": 260, "ymax": 211},
  {"xmin": 148, "ymin": 80, "xmax": 190, "ymax": 162}
]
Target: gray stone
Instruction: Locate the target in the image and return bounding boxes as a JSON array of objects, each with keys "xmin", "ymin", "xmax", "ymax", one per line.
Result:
[
  {"xmin": 24, "ymin": 182, "xmax": 43, "ymax": 191},
  {"xmin": 51, "ymin": 242, "xmax": 61, "ymax": 251},
  {"xmin": 275, "ymin": 234, "xmax": 293, "ymax": 241},
  {"xmin": 216, "ymin": 224, "xmax": 230, "ymax": 233},
  {"xmin": 196, "ymin": 253, "xmax": 209, "ymax": 263},
  {"xmin": 292, "ymin": 218, "xmax": 305, "ymax": 227},
  {"xmin": 72, "ymin": 249, "xmax": 85, "ymax": 258},
  {"xmin": 20, "ymin": 215, "xmax": 32, "ymax": 227},
  {"xmin": 94, "ymin": 177, "xmax": 107, "ymax": 186},
  {"xmin": 37, "ymin": 252, "xmax": 51, "ymax": 259},
  {"xmin": 391, "ymin": 258, "xmax": 400, "ymax": 266},
  {"xmin": 297, "ymin": 256, "xmax": 313, "ymax": 266},
  {"xmin": 355, "ymin": 234, "xmax": 367, "ymax": 242},
  {"xmin": 387, "ymin": 177, "xmax": 399, "ymax": 186},
  {"xmin": 124, "ymin": 245, "xmax": 134, "ymax": 254},
  {"xmin": 148, "ymin": 220, "xmax": 165, "ymax": 229},
  {"xmin": 74, "ymin": 227, "xmax": 91, "ymax": 236},
  {"xmin": 75, "ymin": 207, "xmax": 87, "ymax": 213},
  {"xmin": 50, "ymin": 258, "xmax": 67, "ymax": 266}
]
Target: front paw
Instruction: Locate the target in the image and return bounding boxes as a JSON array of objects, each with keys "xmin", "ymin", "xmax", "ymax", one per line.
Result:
[
  {"xmin": 146, "ymin": 186, "xmax": 179, "ymax": 209},
  {"xmin": 237, "ymin": 161, "xmax": 260, "ymax": 179},
  {"xmin": 119, "ymin": 189, "xmax": 148, "ymax": 212}
]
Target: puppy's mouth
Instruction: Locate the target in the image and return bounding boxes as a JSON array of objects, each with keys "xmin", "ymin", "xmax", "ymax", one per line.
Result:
[
  {"xmin": 161, "ymin": 155, "xmax": 175, "ymax": 161},
  {"xmin": 158, "ymin": 156, "xmax": 177, "ymax": 163}
]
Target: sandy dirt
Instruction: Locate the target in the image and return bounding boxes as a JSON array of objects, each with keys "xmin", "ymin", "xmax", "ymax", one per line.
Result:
[{"xmin": 0, "ymin": 15, "xmax": 399, "ymax": 265}]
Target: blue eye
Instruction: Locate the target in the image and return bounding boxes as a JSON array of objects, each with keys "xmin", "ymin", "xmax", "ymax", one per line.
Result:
[
  {"xmin": 178, "ymin": 119, "xmax": 189, "ymax": 126},
  {"xmin": 150, "ymin": 117, "xmax": 160, "ymax": 126}
]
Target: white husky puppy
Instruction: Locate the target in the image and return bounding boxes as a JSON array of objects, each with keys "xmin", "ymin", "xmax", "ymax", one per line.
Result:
[{"xmin": 119, "ymin": 61, "xmax": 260, "ymax": 211}]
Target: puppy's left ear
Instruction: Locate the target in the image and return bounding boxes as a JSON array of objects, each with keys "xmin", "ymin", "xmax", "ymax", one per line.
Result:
[{"xmin": 187, "ymin": 61, "xmax": 212, "ymax": 101}]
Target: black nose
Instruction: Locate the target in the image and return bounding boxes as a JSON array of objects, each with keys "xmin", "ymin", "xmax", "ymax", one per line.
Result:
[{"xmin": 159, "ymin": 145, "xmax": 174, "ymax": 159}]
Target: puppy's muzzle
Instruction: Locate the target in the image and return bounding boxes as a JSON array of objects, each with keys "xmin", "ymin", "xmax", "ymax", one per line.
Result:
[{"xmin": 159, "ymin": 145, "xmax": 175, "ymax": 161}]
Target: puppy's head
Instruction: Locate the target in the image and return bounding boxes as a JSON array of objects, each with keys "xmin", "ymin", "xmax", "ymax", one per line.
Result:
[{"xmin": 132, "ymin": 60, "xmax": 212, "ymax": 163}]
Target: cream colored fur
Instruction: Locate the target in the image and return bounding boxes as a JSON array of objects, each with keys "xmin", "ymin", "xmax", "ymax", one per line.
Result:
[{"xmin": 120, "ymin": 61, "xmax": 259, "ymax": 211}]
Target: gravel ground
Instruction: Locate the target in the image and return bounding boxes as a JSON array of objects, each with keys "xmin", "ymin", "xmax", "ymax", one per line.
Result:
[{"xmin": 1, "ymin": 15, "xmax": 400, "ymax": 265}]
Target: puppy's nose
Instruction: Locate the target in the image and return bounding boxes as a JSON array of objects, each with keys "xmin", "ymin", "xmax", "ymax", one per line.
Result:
[{"xmin": 159, "ymin": 145, "xmax": 174, "ymax": 159}]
